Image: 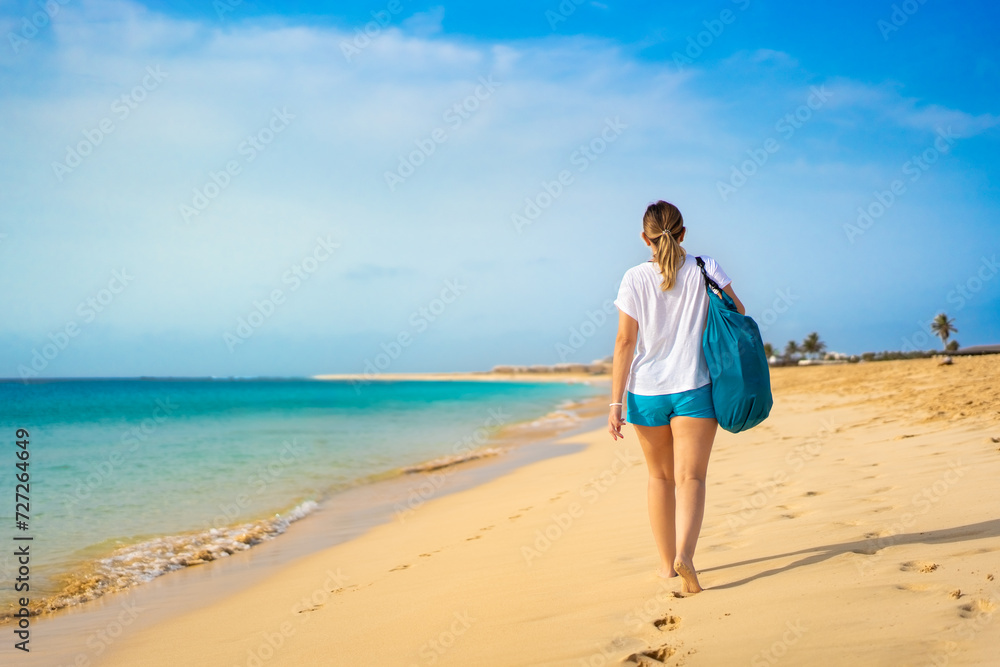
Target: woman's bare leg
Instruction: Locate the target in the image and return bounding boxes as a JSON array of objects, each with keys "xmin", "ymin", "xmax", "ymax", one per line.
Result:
[
  {"xmin": 632, "ymin": 424, "xmax": 676, "ymax": 578},
  {"xmin": 669, "ymin": 416, "xmax": 717, "ymax": 593}
]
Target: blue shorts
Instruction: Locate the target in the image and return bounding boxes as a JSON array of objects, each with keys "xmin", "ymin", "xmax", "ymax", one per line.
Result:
[{"xmin": 627, "ymin": 384, "xmax": 715, "ymax": 426}]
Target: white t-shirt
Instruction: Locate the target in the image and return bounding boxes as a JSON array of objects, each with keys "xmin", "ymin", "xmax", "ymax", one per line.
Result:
[{"xmin": 614, "ymin": 254, "xmax": 731, "ymax": 396}]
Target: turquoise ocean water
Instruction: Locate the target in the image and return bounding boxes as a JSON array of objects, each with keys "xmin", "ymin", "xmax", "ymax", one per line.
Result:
[{"xmin": 0, "ymin": 378, "xmax": 602, "ymax": 616}]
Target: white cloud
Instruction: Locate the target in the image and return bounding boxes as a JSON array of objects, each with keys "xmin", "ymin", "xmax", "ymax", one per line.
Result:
[
  {"xmin": 823, "ymin": 78, "xmax": 1000, "ymax": 137},
  {"xmin": 401, "ymin": 5, "xmax": 445, "ymax": 37},
  {"xmin": 728, "ymin": 48, "xmax": 800, "ymax": 69}
]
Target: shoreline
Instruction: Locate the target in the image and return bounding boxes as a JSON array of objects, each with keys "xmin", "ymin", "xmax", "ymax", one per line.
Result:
[
  {"xmin": 313, "ymin": 371, "xmax": 610, "ymax": 383},
  {"xmin": 1, "ymin": 378, "xmax": 607, "ymax": 622},
  {"xmin": 11, "ymin": 389, "xmax": 611, "ymax": 664},
  {"xmin": 2, "ymin": 372, "xmax": 610, "ymax": 384}
]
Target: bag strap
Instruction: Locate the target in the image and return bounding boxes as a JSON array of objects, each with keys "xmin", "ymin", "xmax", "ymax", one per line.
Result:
[{"xmin": 695, "ymin": 256, "xmax": 724, "ymax": 297}]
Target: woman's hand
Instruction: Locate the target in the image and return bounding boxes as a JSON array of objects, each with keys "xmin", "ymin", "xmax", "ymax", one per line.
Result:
[
  {"xmin": 609, "ymin": 310, "xmax": 637, "ymax": 441},
  {"xmin": 608, "ymin": 405, "xmax": 626, "ymax": 440}
]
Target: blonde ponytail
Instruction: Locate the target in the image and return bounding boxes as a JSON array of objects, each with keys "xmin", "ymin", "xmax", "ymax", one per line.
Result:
[{"xmin": 643, "ymin": 201, "xmax": 686, "ymax": 291}]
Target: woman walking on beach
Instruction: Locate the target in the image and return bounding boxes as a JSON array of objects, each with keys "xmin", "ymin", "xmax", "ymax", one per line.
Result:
[{"xmin": 608, "ymin": 201, "xmax": 745, "ymax": 594}]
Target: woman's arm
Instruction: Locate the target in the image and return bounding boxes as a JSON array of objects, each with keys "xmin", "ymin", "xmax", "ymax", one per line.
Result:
[
  {"xmin": 609, "ymin": 310, "xmax": 638, "ymax": 440},
  {"xmin": 723, "ymin": 283, "xmax": 746, "ymax": 316}
]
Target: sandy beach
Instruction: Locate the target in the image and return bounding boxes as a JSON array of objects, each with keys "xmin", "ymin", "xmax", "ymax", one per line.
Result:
[{"xmin": 33, "ymin": 356, "xmax": 1000, "ymax": 666}]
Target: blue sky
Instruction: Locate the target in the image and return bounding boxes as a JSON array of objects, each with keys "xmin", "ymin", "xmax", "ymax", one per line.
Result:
[{"xmin": 1, "ymin": 0, "xmax": 998, "ymax": 377}]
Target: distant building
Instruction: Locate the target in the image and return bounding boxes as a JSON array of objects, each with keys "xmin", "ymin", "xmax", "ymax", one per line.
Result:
[{"xmin": 954, "ymin": 344, "xmax": 1000, "ymax": 355}]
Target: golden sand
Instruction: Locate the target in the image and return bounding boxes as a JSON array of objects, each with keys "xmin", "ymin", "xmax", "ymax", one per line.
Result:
[
  {"xmin": 770, "ymin": 356, "xmax": 1000, "ymax": 426},
  {"xmin": 59, "ymin": 357, "xmax": 1000, "ymax": 665}
]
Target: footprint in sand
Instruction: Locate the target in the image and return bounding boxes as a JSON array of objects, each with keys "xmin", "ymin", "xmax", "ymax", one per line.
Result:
[
  {"xmin": 419, "ymin": 553, "xmax": 432, "ymax": 558},
  {"xmin": 900, "ymin": 561, "xmax": 939, "ymax": 573},
  {"xmin": 509, "ymin": 506, "xmax": 533, "ymax": 520},
  {"xmin": 706, "ymin": 541, "xmax": 747, "ymax": 552},
  {"xmin": 952, "ymin": 546, "xmax": 1000, "ymax": 556},
  {"xmin": 780, "ymin": 512, "xmax": 802, "ymax": 519},
  {"xmin": 466, "ymin": 535, "xmax": 482, "ymax": 541},
  {"xmin": 624, "ymin": 644, "xmax": 677, "ymax": 665},
  {"xmin": 803, "ymin": 491, "xmax": 820, "ymax": 497},
  {"xmin": 653, "ymin": 615, "xmax": 681, "ymax": 631},
  {"xmin": 389, "ymin": 564, "xmax": 410, "ymax": 571},
  {"xmin": 958, "ymin": 598, "xmax": 997, "ymax": 618},
  {"xmin": 895, "ymin": 583, "xmax": 933, "ymax": 592}
]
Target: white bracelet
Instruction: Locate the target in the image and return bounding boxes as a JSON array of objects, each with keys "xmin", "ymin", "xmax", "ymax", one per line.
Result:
[{"xmin": 609, "ymin": 402, "xmax": 623, "ymax": 407}]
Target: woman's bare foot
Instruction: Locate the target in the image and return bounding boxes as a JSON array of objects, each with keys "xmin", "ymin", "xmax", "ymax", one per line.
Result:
[
  {"xmin": 673, "ymin": 557, "xmax": 703, "ymax": 594},
  {"xmin": 656, "ymin": 565, "xmax": 677, "ymax": 579}
]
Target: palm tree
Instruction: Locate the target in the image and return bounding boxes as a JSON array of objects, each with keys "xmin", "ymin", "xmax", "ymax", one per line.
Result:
[
  {"xmin": 784, "ymin": 340, "xmax": 799, "ymax": 361},
  {"xmin": 763, "ymin": 342, "xmax": 775, "ymax": 359},
  {"xmin": 801, "ymin": 332, "xmax": 826, "ymax": 360},
  {"xmin": 930, "ymin": 313, "xmax": 958, "ymax": 351}
]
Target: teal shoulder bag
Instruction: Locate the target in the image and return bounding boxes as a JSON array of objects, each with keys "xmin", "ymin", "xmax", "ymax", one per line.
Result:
[{"xmin": 695, "ymin": 257, "xmax": 773, "ymax": 433}]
